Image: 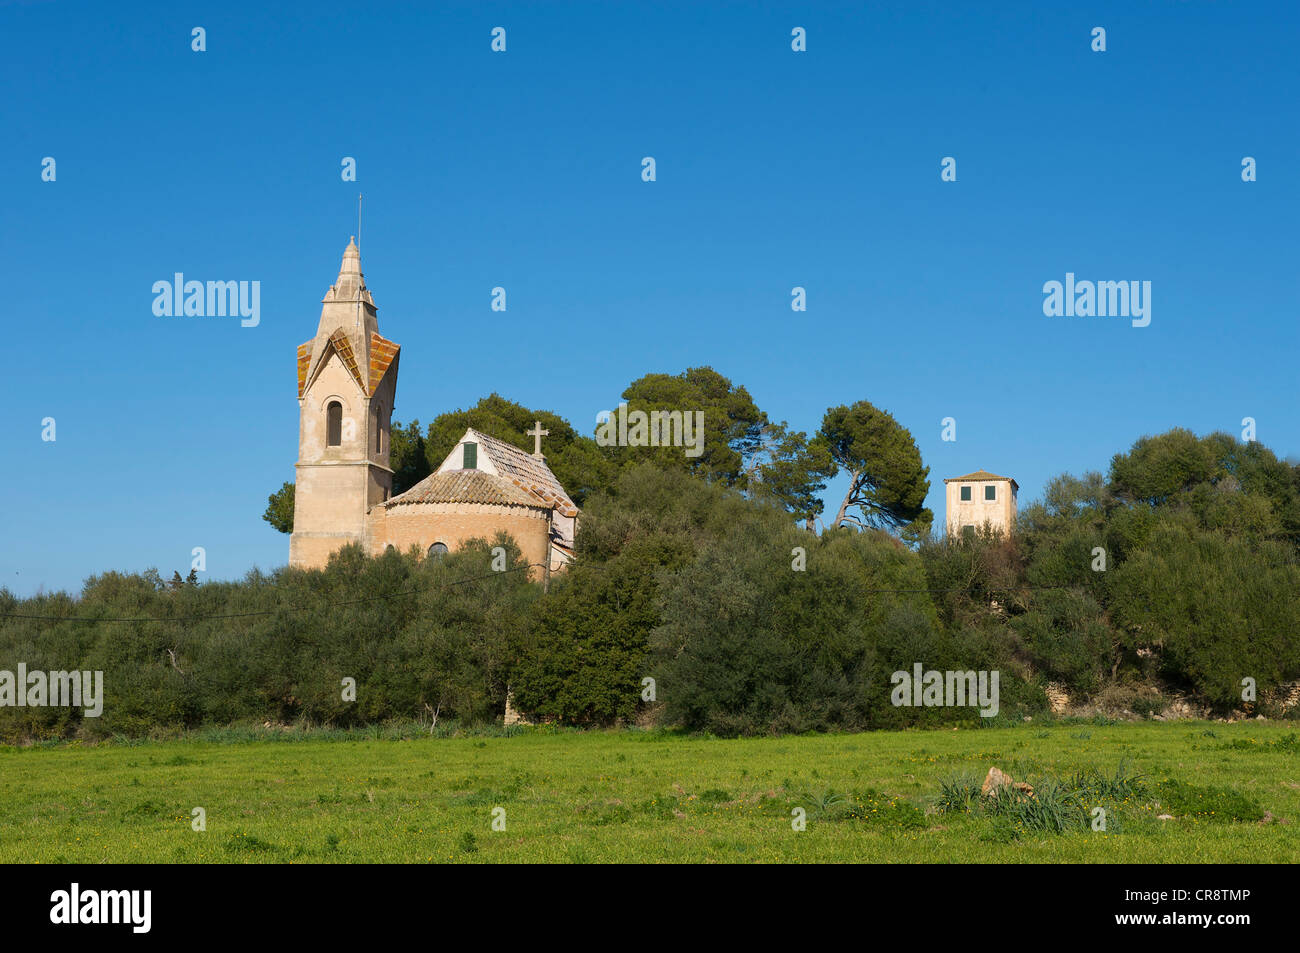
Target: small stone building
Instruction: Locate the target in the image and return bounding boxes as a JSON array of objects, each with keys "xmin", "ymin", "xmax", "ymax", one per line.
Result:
[
  {"xmin": 288, "ymin": 239, "xmax": 577, "ymax": 577},
  {"xmin": 371, "ymin": 427, "xmax": 577, "ymax": 574},
  {"xmin": 944, "ymin": 469, "xmax": 1018, "ymax": 537}
]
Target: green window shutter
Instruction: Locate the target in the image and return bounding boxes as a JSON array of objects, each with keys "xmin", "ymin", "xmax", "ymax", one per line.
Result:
[
  {"xmin": 960, "ymin": 485, "xmax": 971, "ymax": 501},
  {"xmin": 985, "ymin": 485, "xmax": 996, "ymax": 501},
  {"xmin": 463, "ymin": 442, "xmax": 477, "ymax": 469}
]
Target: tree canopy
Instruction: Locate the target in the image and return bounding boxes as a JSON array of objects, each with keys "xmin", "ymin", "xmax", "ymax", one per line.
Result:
[
  {"xmin": 818, "ymin": 401, "xmax": 933, "ymax": 541},
  {"xmin": 21, "ymin": 426, "xmax": 1300, "ymax": 739},
  {"xmin": 263, "ymin": 368, "xmax": 873, "ymax": 531}
]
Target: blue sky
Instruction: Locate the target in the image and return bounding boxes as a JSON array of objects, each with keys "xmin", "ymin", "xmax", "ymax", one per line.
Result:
[{"xmin": 3, "ymin": 0, "xmax": 1297, "ymax": 597}]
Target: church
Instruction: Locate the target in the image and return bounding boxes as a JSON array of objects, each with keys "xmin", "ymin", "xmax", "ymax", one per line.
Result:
[{"xmin": 288, "ymin": 238, "xmax": 578, "ymax": 577}]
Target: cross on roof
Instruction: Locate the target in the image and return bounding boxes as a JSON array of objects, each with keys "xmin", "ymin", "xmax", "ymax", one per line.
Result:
[{"xmin": 526, "ymin": 420, "xmax": 550, "ymax": 458}]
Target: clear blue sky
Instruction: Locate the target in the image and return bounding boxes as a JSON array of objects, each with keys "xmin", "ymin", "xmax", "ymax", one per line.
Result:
[{"xmin": 3, "ymin": 1, "xmax": 1297, "ymax": 597}]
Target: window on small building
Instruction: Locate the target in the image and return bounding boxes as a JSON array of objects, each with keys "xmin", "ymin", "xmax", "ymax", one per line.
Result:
[
  {"xmin": 428, "ymin": 542, "xmax": 448, "ymax": 559},
  {"xmin": 961, "ymin": 524, "xmax": 976, "ymax": 539},
  {"xmin": 959, "ymin": 485, "xmax": 972, "ymax": 501},
  {"xmin": 463, "ymin": 442, "xmax": 477, "ymax": 469},
  {"xmin": 326, "ymin": 401, "xmax": 343, "ymax": 447},
  {"xmin": 985, "ymin": 485, "xmax": 996, "ymax": 501}
]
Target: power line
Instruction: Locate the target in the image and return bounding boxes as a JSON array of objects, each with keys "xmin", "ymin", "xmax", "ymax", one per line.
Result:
[
  {"xmin": 861, "ymin": 584, "xmax": 1074, "ymax": 594},
  {"xmin": 0, "ymin": 562, "xmax": 546, "ymax": 625},
  {"xmin": 1, "ymin": 561, "xmax": 1082, "ymax": 626},
  {"xmin": 839, "ymin": 534, "xmax": 1079, "ymax": 595}
]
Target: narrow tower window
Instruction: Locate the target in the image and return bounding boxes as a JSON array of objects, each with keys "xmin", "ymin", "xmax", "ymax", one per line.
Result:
[
  {"xmin": 374, "ymin": 405, "xmax": 383, "ymax": 453},
  {"xmin": 326, "ymin": 401, "xmax": 343, "ymax": 447}
]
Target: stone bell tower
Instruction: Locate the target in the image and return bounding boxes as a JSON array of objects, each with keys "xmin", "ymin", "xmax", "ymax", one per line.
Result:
[{"xmin": 289, "ymin": 238, "xmax": 401, "ymax": 569}]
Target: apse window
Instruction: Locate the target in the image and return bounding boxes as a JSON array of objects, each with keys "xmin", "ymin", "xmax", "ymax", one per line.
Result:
[
  {"xmin": 428, "ymin": 542, "xmax": 449, "ymax": 559},
  {"xmin": 326, "ymin": 401, "xmax": 343, "ymax": 447}
]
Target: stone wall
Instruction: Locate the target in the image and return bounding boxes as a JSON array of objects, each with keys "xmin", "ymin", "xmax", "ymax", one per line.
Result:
[{"xmin": 367, "ymin": 501, "xmax": 552, "ymax": 580}]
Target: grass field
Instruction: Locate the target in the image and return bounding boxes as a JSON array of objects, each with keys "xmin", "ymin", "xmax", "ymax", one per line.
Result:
[{"xmin": 2, "ymin": 719, "xmax": 1297, "ymax": 863}]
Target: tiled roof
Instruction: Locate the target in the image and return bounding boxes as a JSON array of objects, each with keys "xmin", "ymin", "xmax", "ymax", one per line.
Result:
[
  {"xmin": 299, "ymin": 332, "xmax": 397, "ymax": 399},
  {"xmin": 296, "ymin": 342, "xmax": 312, "ymax": 398},
  {"xmin": 467, "ymin": 428, "xmax": 579, "ymax": 518},
  {"xmin": 945, "ymin": 470, "xmax": 1018, "ymax": 489},
  {"xmin": 328, "ymin": 329, "xmax": 365, "ymax": 392},
  {"xmin": 384, "ymin": 469, "xmax": 545, "ymax": 509},
  {"xmin": 368, "ymin": 332, "xmax": 399, "ymax": 394}
]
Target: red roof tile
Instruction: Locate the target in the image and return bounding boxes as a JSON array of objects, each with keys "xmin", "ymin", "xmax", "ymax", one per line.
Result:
[
  {"xmin": 944, "ymin": 470, "xmax": 1019, "ymax": 491},
  {"xmin": 384, "ymin": 469, "xmax": 545, "ymax": 509},
  {"xmin": 327, "ymin": 329, "xmax": 365, "ymax": 392},
  {"xmin": 296, "ymin": 342, "xmax": 312, "ymax": 398},
  {"xmin": 368, "ymin": 332, "xmax": 399, "ymax": 394},
  {"xmin": 468, "ymin": 429, "xmax": 579, "ymax": 518}
]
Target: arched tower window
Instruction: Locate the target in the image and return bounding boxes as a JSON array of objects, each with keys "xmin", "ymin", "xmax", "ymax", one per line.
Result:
[{"xmin": 326, "ymin": 401, "xmax": 343, "ymax": 447}]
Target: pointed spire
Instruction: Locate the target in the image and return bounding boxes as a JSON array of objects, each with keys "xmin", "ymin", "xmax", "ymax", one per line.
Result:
[
  {"xmin": 302, "ymin": 236, "xmax": 396, "ymax": 400},
  {"xmin": 326, "ymin": 236, "xmax": 371, "ymax": 305},
  {"xmin": 340, "ymin": 236, "xmax": 361, "ymax": 275}
]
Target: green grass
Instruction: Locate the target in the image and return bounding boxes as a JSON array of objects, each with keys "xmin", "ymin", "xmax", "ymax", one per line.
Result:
[
  {"xmin": 1, "ymin": 720, "xmax": 1296, "ymax": 863},
  {"xmin": 936, "ymin": 762, "xmax": 1149, "ymax": 837}
]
